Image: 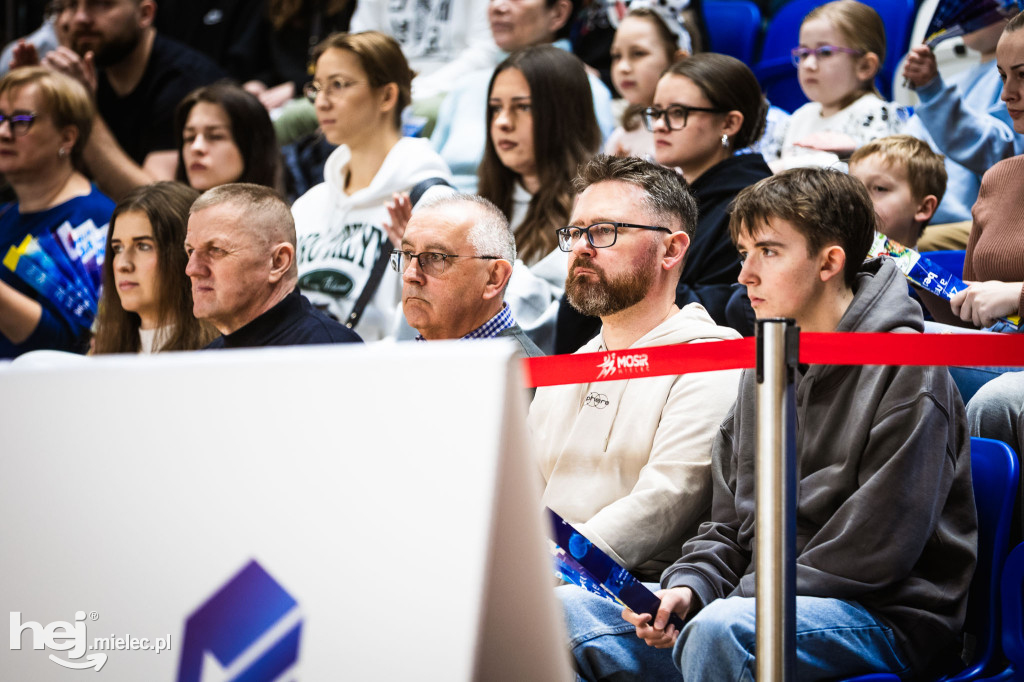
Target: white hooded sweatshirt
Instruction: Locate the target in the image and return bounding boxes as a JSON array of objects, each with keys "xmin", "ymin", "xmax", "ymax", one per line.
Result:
[{"xmin": 291, "ymin": 137, "xmax": 452, "ymax": 341}]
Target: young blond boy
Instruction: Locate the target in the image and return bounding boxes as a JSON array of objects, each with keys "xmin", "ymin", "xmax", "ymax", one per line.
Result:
[{"xmin": 849, "ymin": 134, "xmax": 947, "ymax": 249}]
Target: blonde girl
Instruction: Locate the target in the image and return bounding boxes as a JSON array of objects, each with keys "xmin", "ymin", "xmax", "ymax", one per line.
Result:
[{"xmin": 769, "ymin": 0, "xmax": 905, "ymax": 171}]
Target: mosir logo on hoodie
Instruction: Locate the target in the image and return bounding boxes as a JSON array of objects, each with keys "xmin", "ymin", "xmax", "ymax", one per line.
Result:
[{"xmin": 596, "ymin": 352, "xmax": 650, "ymax": 380}]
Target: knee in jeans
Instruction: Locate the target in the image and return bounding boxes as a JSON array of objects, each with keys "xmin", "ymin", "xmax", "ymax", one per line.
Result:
[{"xmin": 681, "ymin": 597, "xmax": 756, "ymax": 654}]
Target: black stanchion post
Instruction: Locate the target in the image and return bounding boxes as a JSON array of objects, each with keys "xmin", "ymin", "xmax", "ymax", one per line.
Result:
[{"xmin": 755, "ymin": 318, "xmax": 799, "ymax": 682}]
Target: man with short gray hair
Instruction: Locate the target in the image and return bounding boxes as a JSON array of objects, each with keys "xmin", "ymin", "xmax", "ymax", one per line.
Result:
[
  {"xmin": 396, "ymin": 194, "xmax": 541, "ymax": 356},
  {"xmin": 185, "ymin": 183, "xmax": 362, "ymax": 348}
]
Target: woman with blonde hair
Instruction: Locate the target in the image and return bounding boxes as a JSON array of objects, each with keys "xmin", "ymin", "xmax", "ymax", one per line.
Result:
[{"xmin": 0, "ymin": 66, "xmax": 114, "ymax": 357}]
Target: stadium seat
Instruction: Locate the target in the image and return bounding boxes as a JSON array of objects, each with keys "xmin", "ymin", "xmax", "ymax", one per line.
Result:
[
  {"xmin": 753, "ymin": 0, "xmax": 916, "ymax": 113},
  {"xmin": 987, "ymin": 542, "xmax": 1024, "ymax": 680},
  {"xmin": 922, "ymin": 250, "xmax": 967, "ymax": 281},
  {"xmin": 845, "ymin": 437, "xmax": 1019, "ymax": 682},
  {"xmin": 703, "ymin": 0, "xmax": 762, "ymax": 66}
]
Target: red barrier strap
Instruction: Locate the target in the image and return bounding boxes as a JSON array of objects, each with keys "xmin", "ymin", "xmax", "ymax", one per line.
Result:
[
  {"xmin": 521, "ymin": 332, "xmax": 1024, "ymax": 388},
  {"xmin": 524, "ymin": 337, "xmax": 756, "ymax": 388}
]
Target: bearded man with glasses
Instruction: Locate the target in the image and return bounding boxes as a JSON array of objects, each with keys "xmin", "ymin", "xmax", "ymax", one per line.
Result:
[{"xmin": 529, "ymin": 154, "xmax": 741, "ymax": 582}]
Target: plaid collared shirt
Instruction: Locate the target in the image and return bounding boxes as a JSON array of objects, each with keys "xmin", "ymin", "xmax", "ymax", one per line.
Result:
[
  {"xmin": 462, "ymin": 303, "xmax": 516, "ymax": 340},
  {"xmin": 415, "ymin": 303, "xmax": 516, "ymax": 341}
]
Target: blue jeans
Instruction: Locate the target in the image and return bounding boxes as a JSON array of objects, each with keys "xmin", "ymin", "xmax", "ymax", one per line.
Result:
[{"xmin": 558, "ymin": 586, "xmax": 912, "ymax": 681}]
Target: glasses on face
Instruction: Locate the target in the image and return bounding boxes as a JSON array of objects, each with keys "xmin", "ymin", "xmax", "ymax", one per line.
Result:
[
  {"xmin": 303, "ymin": 77, "xmax": 362, "ymax": 103},
  {"xmin": 790, "ymin": 45, "xmax": 865, "ymax": 67},
  {"xmin": 0, "ymin": 111, "xmax": 37, "ymax": 137},
  {"xmin": 641, "ymin": 104, "xmax": 724, "ymax": 132},
  {"xmin": 390, "ymin": 250, "xmax": 502, "ymax": 277},
  {"xmin": 556, "ymin": 222, "xmax": 672, "ymax": 252}
]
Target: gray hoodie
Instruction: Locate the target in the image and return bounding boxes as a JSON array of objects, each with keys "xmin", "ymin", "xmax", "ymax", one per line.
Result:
[{"xmin": 662, "ymin": 258, "xmax": 977, "ymax": 677}]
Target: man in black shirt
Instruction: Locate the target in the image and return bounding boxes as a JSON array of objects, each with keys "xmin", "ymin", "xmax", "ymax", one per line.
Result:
[
  {"xmin": 30, "ymin": 0, "xmax": 224, "ymax": 199},
  {"xmin": 184, "ymin": 183, "xmax": 362, "ymax": 349}
]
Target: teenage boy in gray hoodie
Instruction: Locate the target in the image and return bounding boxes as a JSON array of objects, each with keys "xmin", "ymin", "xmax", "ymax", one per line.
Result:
[{"xmin": 560, "ymin": 167, "xmax": 977, "ymax": 681}]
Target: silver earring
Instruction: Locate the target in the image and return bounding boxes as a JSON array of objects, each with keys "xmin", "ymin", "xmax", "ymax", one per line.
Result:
[
  {"xmin": 58, "ymin": 148, "xmax": 67, "ymax": 159},
  {"xmin": 721, "ymin": 134, "xmax": 729, "ymax": 149}
]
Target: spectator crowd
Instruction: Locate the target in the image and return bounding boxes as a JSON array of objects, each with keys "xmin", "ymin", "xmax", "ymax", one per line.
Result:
[{"xmin": 2, "ymin": 0, "xmax": 1024, "ymax": 679}]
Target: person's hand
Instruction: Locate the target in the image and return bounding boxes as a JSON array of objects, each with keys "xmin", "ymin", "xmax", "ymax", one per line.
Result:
[
  {"xmin": 620, "ymin": 587, "xmax": 693, "ymax": 648},
  {"xmin": 792, "ymin": 131, "xmax": 857, "ymax": 156},
  {"xmin": 257, "ymin": 82, "xmax": 296, "ymax": 111},
  {"xmin": 950, "ymin": 280, "xmax": 1022, "ymax": 328},
  {"xmin": 41, "ymin": 46, "xmax": 97, "ymax": 94},
  {"xmin": 903, "ymin": 44, "xmax": 939, "ymax": 89},
  {"xmin": 243, "ymin": 80, "xmax": 268, "ymax": 97},
  {"xmin": 382, "ymin": 192, "xmax": 413, "ymax": 247},
  {"xmin": 10, "ymin": 40, "xmax": 41, "ymax": 69}
]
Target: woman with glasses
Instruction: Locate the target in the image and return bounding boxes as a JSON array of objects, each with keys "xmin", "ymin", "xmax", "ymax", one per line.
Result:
[
  {"xmin": 0, "ymin": 67, "xmax": 114, "ymax": 358},
  {"xmin": 290, "ymin": 31, "xmax": 452, "ymax": 341},
  {"xmin": 174, "ymin": 82, "xmax": 284, "ymax": 194},
  {"xmin": 647, "ymin": 53, "xmax": 771, "ymax": 333}
]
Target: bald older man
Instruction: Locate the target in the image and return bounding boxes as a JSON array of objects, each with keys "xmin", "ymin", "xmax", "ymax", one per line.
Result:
[
  {"xmin": 185, "ymin": 183, "xmax": 362, "ymax": 348},
  {"xmin": 396, "ymin": 193, "xmax": 542, "ymax": 357}
]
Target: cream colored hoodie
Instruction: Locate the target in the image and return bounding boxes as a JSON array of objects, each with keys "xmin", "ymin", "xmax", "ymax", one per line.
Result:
[{"xmin": 529, "ymin": 304, "xmax": 741, "ymax": 580}]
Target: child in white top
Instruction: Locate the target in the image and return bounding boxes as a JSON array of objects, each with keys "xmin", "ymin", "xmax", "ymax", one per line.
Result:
[
  {"xmin": 768, "ymin": 0, "xmax": 906, "ymax": 172},
  {"xmin": 605, "ymin": 7, "xmax": 688, "ymax": 159}
]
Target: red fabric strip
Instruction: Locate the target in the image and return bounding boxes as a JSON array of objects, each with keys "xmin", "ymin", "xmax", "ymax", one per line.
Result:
[
  {"xmin": 800, "ymin": 332, "xmax": 1024, "ymax": 367},
  {"xmin": 523, "ymin": 338, "xmax": 756, "ymax": 387},
  {"xmin": 521, "ymin": 333, "xmax": 1024, "ymax": 388}
]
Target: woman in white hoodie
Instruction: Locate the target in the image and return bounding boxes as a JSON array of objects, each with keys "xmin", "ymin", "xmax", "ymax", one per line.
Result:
[{"xmin": 291, "ymin": 31, "xmax": 452, "ymax": 341}]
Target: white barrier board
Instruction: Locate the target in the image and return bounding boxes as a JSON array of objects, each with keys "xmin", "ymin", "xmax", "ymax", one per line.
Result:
[{"xmin": 0, "ymin": 341, "xmax": 572, "ymax": 681}]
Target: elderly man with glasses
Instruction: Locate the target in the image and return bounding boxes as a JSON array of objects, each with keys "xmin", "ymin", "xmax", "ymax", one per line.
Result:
[
  {"xmin": 529, "ymin": 154, "xmax": 741, "ymax": 583},
  {"xmin": 396, "ymin": 193, "xmax": 542, "ymax": 357}
]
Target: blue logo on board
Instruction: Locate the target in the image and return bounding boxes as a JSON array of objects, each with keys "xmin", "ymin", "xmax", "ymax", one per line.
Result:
[{"xmin": 177, "ymin": 560, "xmax": 301, "ymax": 682}]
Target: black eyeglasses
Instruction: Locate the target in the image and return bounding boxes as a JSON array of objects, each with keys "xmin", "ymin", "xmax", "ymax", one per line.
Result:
[
  {"xmin": 0, "ymin": 111, "xmax": 37, "ymax": 137},
  {"xmin": 390, "ymin": 250, "xmax": 502, "ymax": 276},
  {"xmin": 641, "ymin": 104, "xmax": 724, "ymax": 132},
  {"xmin": 556, "ymin": 222, "xmax": 672, "ymax": 252},
  {"xmin": 790, "ymin": 45, "xmax": 864, "ymax": 67}
]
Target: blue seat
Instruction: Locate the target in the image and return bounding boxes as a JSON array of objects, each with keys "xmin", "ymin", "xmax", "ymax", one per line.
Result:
[
  {"xmin": 845, "ymin": 437, "xmax": 1019, "ymax": 682},
  {"xmin": 983, "ymin": 542, "xmax": 1024, "ymax": 680},
  {"xmin": 921, "ymin": 249, "xmax": 967, "ymax": 281},
  {"xmin": 753, "ymin": 0, "xmax": 916, "ymax": 113},
  {"xmin": 703, "ymin": 0, "xmax": 762, "ymax": 66}
]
